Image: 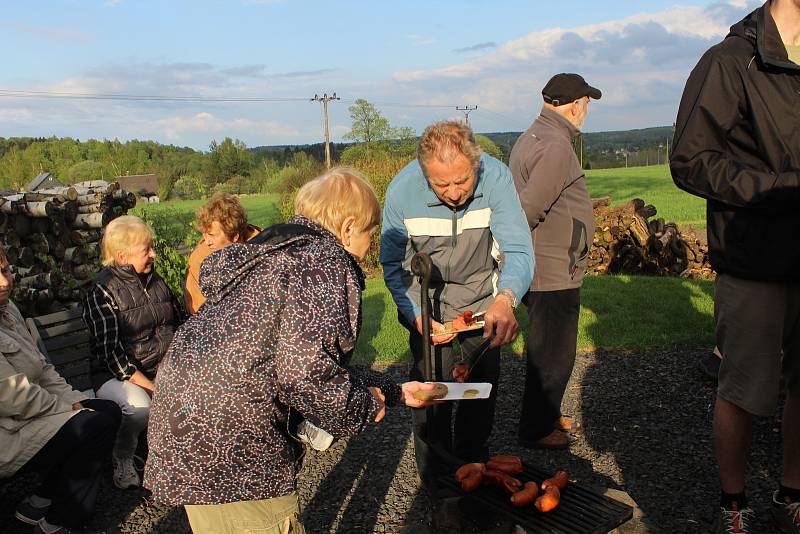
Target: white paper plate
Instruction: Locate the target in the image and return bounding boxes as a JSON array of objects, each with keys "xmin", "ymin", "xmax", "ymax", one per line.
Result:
[{"xmin": 427, "ymin": 382, "xmax": 492, "ymax": 401}]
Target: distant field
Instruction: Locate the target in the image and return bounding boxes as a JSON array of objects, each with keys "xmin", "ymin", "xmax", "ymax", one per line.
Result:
[
  {"xmin": 135, "ymin": 193, "xmax": 283, "ymax": 229},
  {"xmin": 586, "ymin": 164, "xmax": 706, "ymax": 229}
]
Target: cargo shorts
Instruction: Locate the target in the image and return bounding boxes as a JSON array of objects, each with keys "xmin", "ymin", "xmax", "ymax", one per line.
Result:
[
  {"xmin": 715, "ymin": 273, "xmax": 800, "ymax": 416},
  {"xmin": 185, "ymin": 493, "xmax": 305, "ymax": 534}
]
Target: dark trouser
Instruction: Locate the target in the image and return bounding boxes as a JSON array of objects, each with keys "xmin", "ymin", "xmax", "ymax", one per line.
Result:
[
  {"xmin": 518, "ymin": 288, "xmax": 580, "ymax": 442},
  {"xmin": 20, "ymin": 398, "xmax": 121, "ymax": 527},
  {"xmin": 403, "ymin": 314, "xmax": 500, "ymax": 490}
]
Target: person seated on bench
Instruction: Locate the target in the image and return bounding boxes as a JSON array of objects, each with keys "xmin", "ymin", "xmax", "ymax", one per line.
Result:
[
  {"xmin": 0, "ymin": 247, "xmax": 121, "ymax": 534},
  {"xmin": 143, "ymin": 168, "xmax": 437, "ymax": 534},
  {"xmin": 184, "ymin": 192, "xmax": 261, "ymax": 314},
  {"xmin": 82, "ymin": 215, "xmax": 185, "ymax": 490}
]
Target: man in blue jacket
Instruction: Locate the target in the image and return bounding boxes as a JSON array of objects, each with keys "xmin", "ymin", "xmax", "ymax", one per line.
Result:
[{"xmin": 381, "ymin": 120, "xmax": 534, "ymax": 489}]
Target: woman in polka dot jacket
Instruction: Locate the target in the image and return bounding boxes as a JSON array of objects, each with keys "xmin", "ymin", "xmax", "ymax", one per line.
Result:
[{"xmin": 143, "ymin": 168, "xmax": 436, "ymax": 533}]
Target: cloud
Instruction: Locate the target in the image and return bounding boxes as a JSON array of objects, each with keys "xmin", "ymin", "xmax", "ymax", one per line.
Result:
[
  {"xmin": 453, "ymin": 42, "xmax": 497, "ymax": 53},
  {"xmin": 389, "ymin": 0, "xmax": 760, "ymax": 134},
  {"xmin": 407, "ymin": 34, "xmax": 436, "ymax": 47},
  {"xmin": 12, "ymin": 24, "xmax": 90, "ymax": 43},
  {"xmin": 154, "ymin": 112, "xmax": 299, "ymax": 141},
  {"xmin": 276, "ymin": 68, "xmax": 337, "ymax": 78},
  {"xmin": 221, "ymin": 65, "xmax": 268, "ymax": 78}
]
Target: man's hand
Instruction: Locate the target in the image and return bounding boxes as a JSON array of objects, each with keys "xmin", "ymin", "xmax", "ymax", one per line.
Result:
[
  {"xmin": 72, "ymin": 402, "xmax": 84, "ymax": 411},
  {"xmin": 482, "ymin": 295, "xmax": 518, "ymax": 348},
  {"xmin": 415, "ymin": 316, "xmax": 456, "ymax": 346},
  {"xmin": 452, "ymin": 362, "xmax": 470, "ymax": 383},
  {"xmin": 368, "ymin": 387, "xmax": 386, "ymax": 422},
  {"xmin": 400, "ymin": 381, "xmax": 440, "ymax": 408}
]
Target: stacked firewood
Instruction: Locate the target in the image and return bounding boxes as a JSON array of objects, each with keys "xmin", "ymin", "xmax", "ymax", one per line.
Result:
[
  {"xmin": 0, "ymin": 180, "xmax": 137, "ymax": 316},
  {"xmin": 588, "ymin": 197, "xmax": 713, "ymax": 279}
]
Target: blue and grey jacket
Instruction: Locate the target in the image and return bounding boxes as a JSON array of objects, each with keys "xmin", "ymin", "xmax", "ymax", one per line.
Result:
[{"xmin": 380, "ymin": 153, "xmax": 534, "ymax": 324}]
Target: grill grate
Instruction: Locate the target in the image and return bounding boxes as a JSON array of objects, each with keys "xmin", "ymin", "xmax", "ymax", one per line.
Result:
[{"xmin": 436, "ymin": 463, "xmax": 633, "ymax": 533}]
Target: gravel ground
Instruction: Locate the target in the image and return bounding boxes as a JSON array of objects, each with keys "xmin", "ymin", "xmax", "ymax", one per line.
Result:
[{"xmin": 0, "ymin": 348, "xmax": 786, "ymax": 533}]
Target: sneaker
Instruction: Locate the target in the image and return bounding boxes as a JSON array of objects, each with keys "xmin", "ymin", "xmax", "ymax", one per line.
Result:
[
  {"xmin": 771, "ymin": 491, "xmax": 800, "ymax": 533},
  {"xmin": 112, "ymin": 455, "xmax": 140, "ymax": 489},
  {"xmin": 14, "ymin": 498, "xmax": 48, "ymax": 525},
  {"xmin": 518, "ymin": 429, "xmax": 576, "ymax": 450},
  {"xmin": 715, "ymin": 502, "xmax": 754, "ymax": 533}
]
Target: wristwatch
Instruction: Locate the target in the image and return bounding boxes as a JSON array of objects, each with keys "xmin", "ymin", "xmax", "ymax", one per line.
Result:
[{"xmin": 498, "ymin": 288, "xmax": 518, "ymax": 309}]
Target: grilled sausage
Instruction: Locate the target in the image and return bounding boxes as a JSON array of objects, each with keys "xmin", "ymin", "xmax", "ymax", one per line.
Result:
[
  {"xmin": 541, "ymin": 470, "xmax": 569, "ymax": 491},
  {"xmin": 486, "ymin": 458, "xmax": 524, "ymax": 475},
  {"xmin": 511, "ymin": 481, "xmax": 539, "ymax": 507},
  {"xmin": 455, "ymin": 463, "xmax": 485, "ymax": 482},
  {"xmin": 461, "ymin": 470, "xmax": 483, "ymax": 492},
  {"xmin": 535, "ymin": 486, "xmax": 561, "ymax": 512},
  {"xmin": 482, "ymin": 469, "xmax": 522, "ymax": 494}
]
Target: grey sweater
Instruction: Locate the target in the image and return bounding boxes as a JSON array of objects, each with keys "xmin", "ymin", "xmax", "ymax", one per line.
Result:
[{"xmin": 509, "ymin": 106, "xmax": 594, "ymax": 292}]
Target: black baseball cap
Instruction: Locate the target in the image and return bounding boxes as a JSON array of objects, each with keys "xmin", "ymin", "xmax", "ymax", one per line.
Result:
[{"xmin": 542, "ymin": 73, "xmax": 602, "ymax": 106}]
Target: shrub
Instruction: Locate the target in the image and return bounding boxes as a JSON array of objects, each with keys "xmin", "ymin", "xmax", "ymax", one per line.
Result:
[{"xmin": 133, "ymin": 206, "xmax": 199, "ymax": 298}]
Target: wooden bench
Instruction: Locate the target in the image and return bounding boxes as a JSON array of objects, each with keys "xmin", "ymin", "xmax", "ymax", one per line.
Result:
[{"xmin": 26, "ymin": 306, "xmax": 94, "ymax": 395}]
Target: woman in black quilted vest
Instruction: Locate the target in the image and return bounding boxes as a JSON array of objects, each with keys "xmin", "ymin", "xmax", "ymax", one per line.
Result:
[{"xmin": 82, "ymin": 215, "xmax": 184, "ymax": 490}]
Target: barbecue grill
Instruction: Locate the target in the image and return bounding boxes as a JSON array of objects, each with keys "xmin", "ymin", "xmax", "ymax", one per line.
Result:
[{"xmin": 410, "ymin": 252, "xmax": 633, "ymax": 533}]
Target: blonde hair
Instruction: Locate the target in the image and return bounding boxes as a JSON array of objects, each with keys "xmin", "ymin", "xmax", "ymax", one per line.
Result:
[
  {"xmin": 195, "ymin": 192, "xmax": 249, "ymax": 241},
  {"xmin": 418, "ymin": 121, "xmax": 482, "ymax": 176},
  {"xmin": 294, "ymin": 167, "xmax": 380, "ymax": 235},
  {"xmin": 100, "ymin": 215, "xmax": 154, "ymax": 267}
]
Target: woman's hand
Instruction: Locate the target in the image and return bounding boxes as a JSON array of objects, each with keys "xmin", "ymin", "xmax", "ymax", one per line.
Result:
[
  {"xmin": 415, "ymin": 316, "xmax": 456, "ymax": 346},
  {"xmin": 129, "ymin": 370, "xmax": 156, "ymax": 397},
  {"xmin": 400, "ymin": 382, "xmax": 441, "ymax": 408},
  {"xmin": 368, "ymin": 387, "xmax": 386, "ymax": 422},
  {"xmin": 72, "ymin": 402, "xmax": 84, "ymax": 411}
]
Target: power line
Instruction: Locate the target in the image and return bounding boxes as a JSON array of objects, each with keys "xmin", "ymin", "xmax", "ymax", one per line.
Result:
[{"xmin": 0, "ymin": 89, "xmax": 307, "ymax": 103}]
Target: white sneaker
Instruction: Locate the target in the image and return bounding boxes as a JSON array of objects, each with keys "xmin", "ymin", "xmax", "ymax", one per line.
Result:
[{"xmin": 112, "ymin": 455, "xmax": 140, "ymax": 489}]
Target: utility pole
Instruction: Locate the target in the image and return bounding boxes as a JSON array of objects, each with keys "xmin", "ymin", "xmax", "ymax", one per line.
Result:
[
  {"xmin": 456, "ymin": 105, "xmax": 478, "ymax": 126},
  {"xmin": 311, "ymin": 92, "xmax": 340, "ymax": 168}
]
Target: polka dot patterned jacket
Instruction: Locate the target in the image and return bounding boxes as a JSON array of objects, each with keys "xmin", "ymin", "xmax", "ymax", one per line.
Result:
[{"xmin": 143, "ymin": 216, "xmax": 402, "ymax": 505}]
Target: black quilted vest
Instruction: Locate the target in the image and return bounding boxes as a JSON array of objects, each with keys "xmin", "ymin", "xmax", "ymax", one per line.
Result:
[{"xmin": 93, "ymin": 265, "xmax": 176, "ymax": 378}]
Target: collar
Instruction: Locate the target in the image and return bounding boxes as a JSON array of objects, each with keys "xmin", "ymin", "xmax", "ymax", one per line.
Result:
[
  {"xmin": 747, "ymin": 1, "xmax": 800, "ymax": 71},
  {"xmin": 536, "ymin": 106, "xmax": 581, "ymax": 141}
]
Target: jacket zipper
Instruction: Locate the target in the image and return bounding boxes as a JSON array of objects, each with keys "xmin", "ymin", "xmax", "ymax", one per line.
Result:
[{"xmin": 440, "ymin": 208, "xmax": 458, "ymax": 312}]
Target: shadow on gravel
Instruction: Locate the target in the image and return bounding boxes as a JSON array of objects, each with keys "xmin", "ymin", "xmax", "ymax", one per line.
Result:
[
  {"xmin": 299, "ymin": 364, "xmax": 428, "ymax": 534},
  {"xmin": 579, "ymin": 276, "xmax": 783, "ymax": 533}
]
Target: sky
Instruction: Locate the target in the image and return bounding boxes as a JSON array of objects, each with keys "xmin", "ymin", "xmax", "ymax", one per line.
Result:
[{"xmin": 0, "ymin": 0, "xmax": 762, "ymax": 151}]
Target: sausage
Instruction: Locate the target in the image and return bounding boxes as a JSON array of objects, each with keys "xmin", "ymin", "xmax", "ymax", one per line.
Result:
[
  {"xmin": 455, "ymin": 463, "xmax": 485, "ymax": 482},
  {"xmin": 486, "ymin": 458, "xmax": 524, "ymax": 475},
  {"xmin": 541, "ymin": 470, "xmax": 569, "ymax": 491},
  {"xmin": 489, "ymin": 454, "xmax": 522, "ymax": 465},
  {"xmin": 482, "ymin": 469, "xmax": 522, "ymax": 494},
  {"xmin": 510, "ymin": 481, "xmax": 539, "ymax": 507},
  {"xmin": 535, "ymin": 486, "xmax": 561, "ymax": 512},
  {"xmin": 460, "ymin": 470, "xmax": 483, "ymax": 492}
]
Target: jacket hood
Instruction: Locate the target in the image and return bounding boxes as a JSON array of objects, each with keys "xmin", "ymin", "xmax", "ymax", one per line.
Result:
[
  {"xmin": 198, "ymin": 215, "xmax": 362, "ymax": 305},
  {"xmin": 728, "ymin": 1, "xmax": 800, "ymax": 71}
]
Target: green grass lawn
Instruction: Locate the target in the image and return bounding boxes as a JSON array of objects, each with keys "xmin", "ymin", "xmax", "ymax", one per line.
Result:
[
  {"xmin": 134, "ymin": 194, "xmax": 283, "ymax": 230},
  {"xmin": 139, "ymin": 192, "xmax": 714, "ymax": 364},
  {"xmin": 354, "ymin": 275, "xmax": 714, "ymax": 365},
  {"xmin": 586, "ymin": 164, "xmax": 706, "ymax": 229}
]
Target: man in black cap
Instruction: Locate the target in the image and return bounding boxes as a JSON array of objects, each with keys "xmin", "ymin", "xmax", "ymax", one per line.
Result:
[{"xmin": 509, "ymin": 73, "xmax": 601, "ymax": 449}]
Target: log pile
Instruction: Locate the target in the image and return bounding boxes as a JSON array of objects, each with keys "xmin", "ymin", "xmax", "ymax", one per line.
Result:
[
  {"xmin": 0, "ymin": 180, "xmax": 137, "ymax": 316},
  {"xmin": 588, "ymin": 197, "xmax": 714, "ymax": 279}
]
